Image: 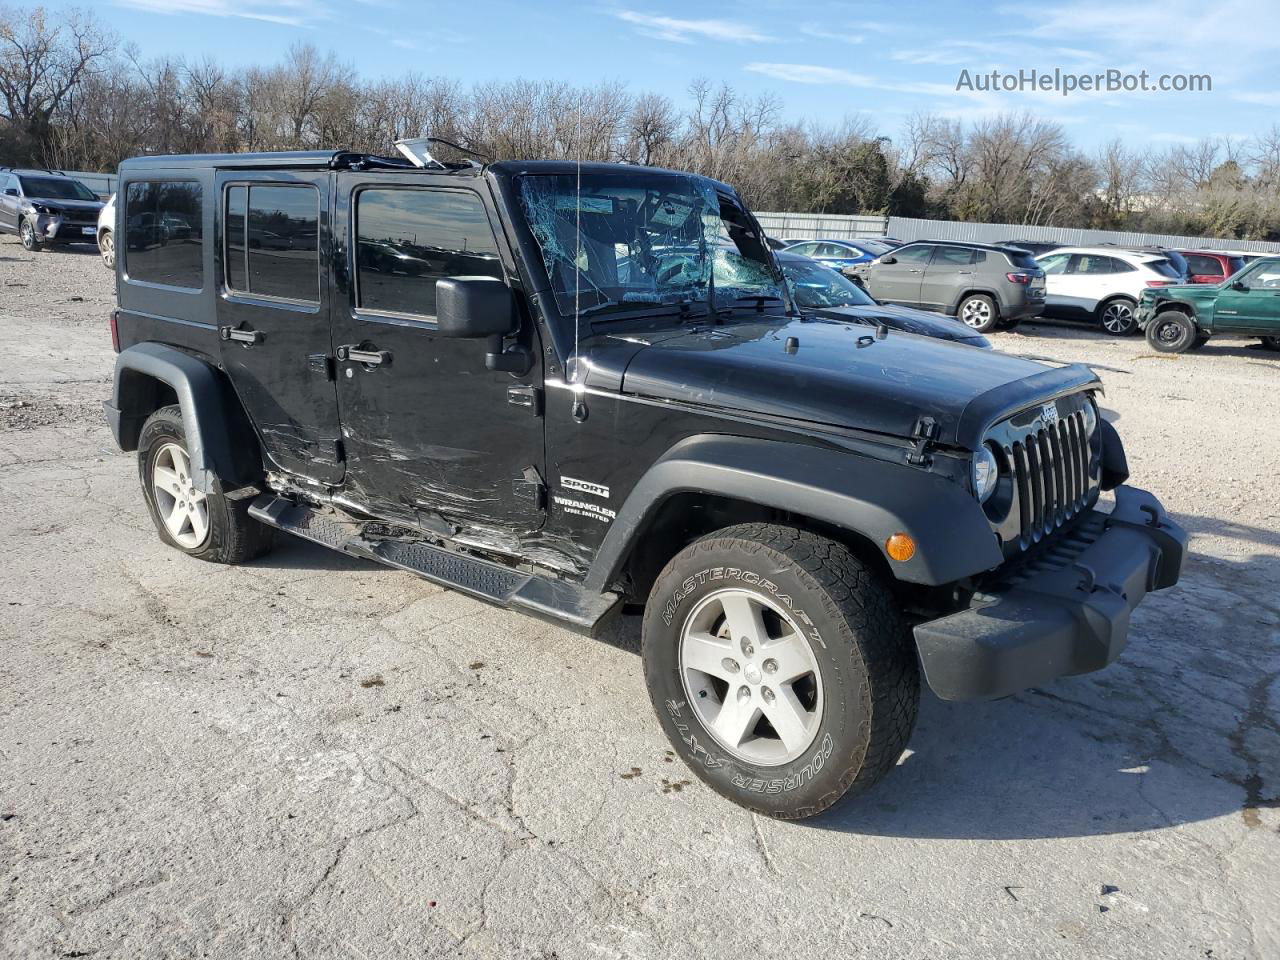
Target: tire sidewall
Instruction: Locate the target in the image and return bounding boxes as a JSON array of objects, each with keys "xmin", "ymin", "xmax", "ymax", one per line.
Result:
[
  {"xmin": 642, "ymin": 538, "xmax": 876, "ymax": 817},
  {"xmin": 1146, "ymin": 311, "xmax": 1195, "ymax": 353},
  {"xmin": 20, "ymin": 218, "xmax": 38, "ymax": 251},
  {"xmin": 138, "ymin": 410, "xmax": 233, "ymax": 560}
]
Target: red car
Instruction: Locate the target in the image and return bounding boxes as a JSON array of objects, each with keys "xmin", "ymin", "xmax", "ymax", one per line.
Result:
[{"xmin": 1178, "ymin": 250, "xmax": 1246, "ymax": 285}]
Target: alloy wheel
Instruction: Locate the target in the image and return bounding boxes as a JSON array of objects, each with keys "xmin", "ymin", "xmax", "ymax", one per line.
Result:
[
  {"xmin": 960, "ymin": 298, "xmax": 993, "ymax": 328},
  {"xmin": 100, "ymin": 230, "xmax": 114, "ymax": 268},
  {"xmin": 151, "ymin": 442, "xmax": 209, "ymax": 549},
  {"xmin": 20, "ymin": 219, "xmax": 36, "ymax": 250},
  {"xmin": 679, "ymin": 588, "xmax": 823, "ymax": 766},
  {"xmin": 1101, "ymin": 301, "xmax": 1136, "ymax": 334}
]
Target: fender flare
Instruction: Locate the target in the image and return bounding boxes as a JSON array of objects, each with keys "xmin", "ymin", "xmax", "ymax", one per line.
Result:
[
  {"xmin": 949, "ymin": 286, "xmax": 1003, "ymax": 316},
  {"xmin": 583, "ymin": 435, "xmax": 1003, "ymax": 592},
  {"xmin": 105, "ymin": 342, "xmax": 257, "ymax": 493}
]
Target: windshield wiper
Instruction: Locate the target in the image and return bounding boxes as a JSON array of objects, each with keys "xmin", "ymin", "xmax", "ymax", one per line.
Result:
[{"xmin": 583, "ymin": 298, "xmax": 707, "ymax": 326}]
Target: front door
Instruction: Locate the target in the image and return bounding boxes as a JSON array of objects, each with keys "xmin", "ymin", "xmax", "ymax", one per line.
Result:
[
  {"xmin": 0, "ymin": 174, "xmax": 18, "ymax": 232},
  {"xmin": 1214, "ymin": 260, "xmax": 1280, "ymax": 332},
  {"xmin": 918, "ymin": 244, "xmax": 975, "ymax": 310},
  {"xmin": 869, "ymin": 243, "xmax": 932, "ymax": 305},
  {"xmin": 215, "ymin": 171, "xmax": 344, "ymax": 484},
  {"xmin": 330, "ymin": 173, "xmax": 545, "ymax": 533}
]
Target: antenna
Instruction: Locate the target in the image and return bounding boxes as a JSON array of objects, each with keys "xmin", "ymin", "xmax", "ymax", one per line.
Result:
[{"xmin": 571, "ymin": 95, "xmax": 583, "ymax": 385}]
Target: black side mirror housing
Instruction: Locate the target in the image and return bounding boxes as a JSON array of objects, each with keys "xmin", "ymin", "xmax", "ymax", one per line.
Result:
[
  {"xmin": 1231, "ymin": 279, "xmax": 1248, "ymax": 291},
  {"xmin": 880, "ymin": 256, "xmax": 897, "ymax": 265},
  {"xmin": 434, "ymin": 276, "xmax": 529, "ymax": 374},
  {"xmin": 3, "ymin": 188, "xmax": 17, "ymax": 197}
]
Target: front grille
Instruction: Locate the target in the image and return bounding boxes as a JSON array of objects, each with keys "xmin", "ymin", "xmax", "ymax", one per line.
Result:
[
  {"xmin": 1009, "ymin": 410, "xmax": 1091, "ymax": 543},
  {"xmin": 985, "ymin": 398, "xmax": 1099, "ymax": 555}
]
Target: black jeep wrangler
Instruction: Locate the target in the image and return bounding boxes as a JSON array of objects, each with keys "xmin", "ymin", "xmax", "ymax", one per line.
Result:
[{"xmin": 104, "ymin": 149, "xmax": 1186, "ymax": 819}]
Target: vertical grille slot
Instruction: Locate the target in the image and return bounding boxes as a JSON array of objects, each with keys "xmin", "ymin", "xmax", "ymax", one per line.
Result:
[{"xmin": 1001, "ymin": 406, "xmax": 1095, "ymax": 552}]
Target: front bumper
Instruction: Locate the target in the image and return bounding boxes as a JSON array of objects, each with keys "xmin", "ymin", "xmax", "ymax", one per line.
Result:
[
  {"xmin": 914, "ymin": 485, "xmax": 1186, "ymax": 701},
  {"xmin": 35, "ymin": 213, "xmax": 97, "ymax": 242}
]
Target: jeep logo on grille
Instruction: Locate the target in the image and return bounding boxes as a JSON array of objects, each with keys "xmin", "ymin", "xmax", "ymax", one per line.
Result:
[{"xmin": 1041, "ymin": 402, "xmax": 1060, "ymax": 427}]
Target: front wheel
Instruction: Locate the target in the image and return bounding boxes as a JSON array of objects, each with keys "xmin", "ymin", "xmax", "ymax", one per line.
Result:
[
  {"xmin": 138, "ymin": 405, "xmax": 273, "ymax": 564},
  {"xmin": 1261, "ymin": 336, "xmax": 1280, "ymax": 351},
  {"xmin": 1098, "ymin": 297, "xmax": 1138, "ymax": 336},
  {"xmin": 958, "ymin": 293, "xmax": 999, "ymax": 333},
  {"xmin": 642, "ymin": 523, "xmax": 919, "ymax": 819},
  {"xmin": 19, "ymin": 217, "xmax": 40, "ymax": 251},
  {"xmin": 98, "ymin": 228, "xmax": 115, "ymax": 270},
  {"xmin": 1145, "ymin": 310, "xmax": 1198, "ymax": 353}
]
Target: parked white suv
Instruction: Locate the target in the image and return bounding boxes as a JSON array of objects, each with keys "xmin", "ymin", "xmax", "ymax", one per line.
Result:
[
  {"xmin": 97, "ymin": 193, "xmax": 115, "ymax": 270},
  {"xmin": 1035, "ymin": 247, "xmax": 1181, "ymax": 335}
]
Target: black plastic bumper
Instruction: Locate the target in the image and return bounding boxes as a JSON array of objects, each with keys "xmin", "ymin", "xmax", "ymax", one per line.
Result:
[{"xmin": 914, "ymin": 486, "xmax": 1187, "ymax": 701}]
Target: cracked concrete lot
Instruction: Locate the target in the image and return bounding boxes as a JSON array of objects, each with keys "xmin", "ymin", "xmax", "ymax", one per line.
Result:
[{"xmin": 1, "ymin": 234, "xmax": 1278, "ymax": 959}]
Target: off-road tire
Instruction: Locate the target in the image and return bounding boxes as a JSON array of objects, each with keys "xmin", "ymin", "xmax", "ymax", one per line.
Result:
[
  {"xmin": 1097, "ymin": 296, "xmax": 1138, "ymax": 336},
  {"xmin": 137, "ymin": 405, "xmax": 273, "ymax": 564},
  {"xmin": 1145, "ymin": 310, "xmax": 1198, "ymax": 353},
  {"xmin": 642, "ymin": 523, "xmax": 919, "ymax": 820},
  {"xmin": 19, "ymin": 217, "xmax": 40, "ymax": 251},
  {"xmin": 996, "ymin": 317, "xmax": 1021, "ymax": 331},
  {"xmin": 98, "ymin": 228, "xmax": 114, "ymax": 270},
  {"xmin": 958, "ymin": 293, "xmax": 999, "ymax": 333}
]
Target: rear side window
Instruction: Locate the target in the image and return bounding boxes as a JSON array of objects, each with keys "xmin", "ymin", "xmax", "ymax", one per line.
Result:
[
  {"xmin": 224, "ymin": 183, "xmax": 320, "ymax": 302},
  {"xmin": 1146, "ymin": 258, "xmax": 1181, "ymax": 279},
  {"xmin": 893, "ymin": 244, "xmax": 934, "ymax": 264},
  {"xmin": 354, "ymin": 188, "xmax": 502, "ymax": 318},
  {"xmin": 932, "ymin": 245, "xmax": 974, "ymax": 266},
  {"xmin": 124, "ymin": 181, "xmax": 203, "ymax": 290},
  {"xmin": 1075, "ymin": 255, "xmax": 1132, "ymax": 275}
]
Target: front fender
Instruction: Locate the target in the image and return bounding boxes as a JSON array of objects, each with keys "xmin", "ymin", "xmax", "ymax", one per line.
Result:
[
  {"xmin": 583, "ymin": 435, "xmax": 1003, "ymax": 592},
  {"xmin": 106, "ymin": 343, "xmax": 257, "ymax": 494}
]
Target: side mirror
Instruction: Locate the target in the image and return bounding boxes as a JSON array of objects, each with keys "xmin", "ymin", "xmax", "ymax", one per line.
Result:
[
  {"xmin": 1231, "ymin": 279, "xmax": 1248, "ymax": 291},
  {"xmin": 3, "ymin": 188, "xmax": 17, "ymax": 197},
  {"xmin": 879, "ymin": 256, "xmax": 897, "ymax": 265},
  {"xmin": 434, "ymin": 276, "xmax": 528, "ymax": 373}
]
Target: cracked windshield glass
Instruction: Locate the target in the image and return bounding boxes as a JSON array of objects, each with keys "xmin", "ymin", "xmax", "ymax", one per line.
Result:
[{"xmin": 518, "ymin": 172, "xmax": 785, "ymax": 329}]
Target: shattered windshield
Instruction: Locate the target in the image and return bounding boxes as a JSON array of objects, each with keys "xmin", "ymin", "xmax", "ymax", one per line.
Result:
[
  {"xmin": 518, "ymin": 171, "xmax": 785, "ymax": 322},
  {"xmin": 779, "ymin": 257, "xmax": 877, "ymax": 308}
]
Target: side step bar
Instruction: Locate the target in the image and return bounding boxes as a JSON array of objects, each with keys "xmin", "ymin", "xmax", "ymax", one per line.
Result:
[{"xmin": 248, "ymin": 495, "xmax": 621, "ymax": 636}]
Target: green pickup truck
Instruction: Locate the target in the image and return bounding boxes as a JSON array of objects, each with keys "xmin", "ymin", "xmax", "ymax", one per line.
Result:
[{"xmin": 1138, "ymin": 255, "xmax": 1280, "ymax": 354}]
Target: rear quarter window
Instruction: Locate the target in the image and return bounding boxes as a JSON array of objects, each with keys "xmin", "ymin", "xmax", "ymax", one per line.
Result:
[{"xmin": 124, "ymin": 180, "xmax": 204, "ymax": 290}]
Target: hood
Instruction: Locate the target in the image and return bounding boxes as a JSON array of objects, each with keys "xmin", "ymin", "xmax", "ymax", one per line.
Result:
[
  {"xmin": 807, "ymin": 303, "xmax": 990, "ymax": 347},
  {"xmin": 26, "ymin": 197, "xmax": 103, "ymax": 212},
  {"xmin": 617, "ymin": 314, "xmax": 1099, "ymax": 448}
]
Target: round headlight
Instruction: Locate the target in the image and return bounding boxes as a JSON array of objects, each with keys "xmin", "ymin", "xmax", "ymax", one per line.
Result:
[
  {"xmin": 1081, "ymin": 398, "xmax": 1098, "ymax": 435},
  {"xmin": 973, "ymin": 445, "xmax": 999, "ymax": 503}
]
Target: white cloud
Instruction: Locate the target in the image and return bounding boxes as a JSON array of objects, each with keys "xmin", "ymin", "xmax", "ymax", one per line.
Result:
[
  {"xmin": 114, "ymin": 0, "xmax": 324, "ymax": 26},
  {"xmin": 1233, "ymin": 90, "xmax": 1280, "ymax": 106},
  {"xmin": 614, "ymin": 11, "xmax": 771, "ymax": 44},
  {"xmin": 797, "ymin": 23, "xmax": 864, "ymax": 45}
]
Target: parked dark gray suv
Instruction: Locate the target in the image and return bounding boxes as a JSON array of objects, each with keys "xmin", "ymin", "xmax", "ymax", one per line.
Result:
[{"xmin": 862, "ymin": 241, "xmax": 1046, "ymax": 333}]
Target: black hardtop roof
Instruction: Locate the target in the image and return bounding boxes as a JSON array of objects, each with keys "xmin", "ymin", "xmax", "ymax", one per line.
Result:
[{"xmin": 117, "ymin": 151, "xmax": 736, "ymax": 193}]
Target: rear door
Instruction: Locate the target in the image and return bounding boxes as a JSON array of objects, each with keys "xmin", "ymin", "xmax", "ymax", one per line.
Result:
[
  {"xmin": 214, "ymin": 171, "xmax": 345, "ymax": 484},
  {"xmin": 868, "ymin": 243, "xmax": 933, "ymax": 305},
  {"xmin": 918, "ymin": 244, "xmax": 975, "ymax": 310},
  {"xmin": 329, "ymin": 172, "xmax": 545, "ymax": 533}
]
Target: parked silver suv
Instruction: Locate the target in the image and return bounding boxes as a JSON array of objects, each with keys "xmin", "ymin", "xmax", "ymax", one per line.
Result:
[{"xmin": 861, "ymin": 241, "xmax": 1046, "ymax": 332}]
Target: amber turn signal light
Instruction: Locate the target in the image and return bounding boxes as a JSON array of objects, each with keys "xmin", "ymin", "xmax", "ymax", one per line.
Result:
[{"xmin": 885, "ymin": 533, "xmax": 916, "ymax": 563}]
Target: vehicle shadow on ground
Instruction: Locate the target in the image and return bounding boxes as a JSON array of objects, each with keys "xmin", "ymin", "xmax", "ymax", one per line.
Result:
[
  {"xmin": 1175, "ymin": 511, "xmax": 1280, "ymax": 551},
  {"xmin": 245, "ymin": 535, "xmax": 381, "ymax": 573}
]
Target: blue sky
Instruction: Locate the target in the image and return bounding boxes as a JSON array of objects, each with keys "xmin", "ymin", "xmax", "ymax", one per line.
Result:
[{"xmin": 44, "ymin": 0, "xmax": 1280, "ymax": 149}]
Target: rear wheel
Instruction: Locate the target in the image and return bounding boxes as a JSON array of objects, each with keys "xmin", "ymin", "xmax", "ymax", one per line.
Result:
[
  {"xmin": 1098, "ymin": 297, "xmax": 1138, "ymax": 336},
  {"xmin": 138, "ymin": 405, "xmax": 273, "ymax": 564},
  {"xmin": 1261, "ymin": 336, "xmax": 1280, "ymax": 351},
  {"xmin": 642, "ymin": 523, "xmax": 919, "ymax": 820},
  {"xmin": 958, "ymin": 293, "xmax": 999, "ymax": 333},
  {"xmin": 1145, "ymin": 310, "xmax": 1198, "ymax": 353},
  {"xmin": 98, "ymin": 228, "xmax": 114, "ymax": 270},
  {"xmin": 19, "ymin": 217, "xmax": 40, "ymax": 251}
]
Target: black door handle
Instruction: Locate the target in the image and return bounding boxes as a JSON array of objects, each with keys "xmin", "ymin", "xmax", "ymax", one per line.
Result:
[
  {"xmin": 337, "ymin": 345, "xmax": 391, "ymax": 366},
  {"xmin": 220, "ymin": 325, "xmax": 263, "ymax": 345}
]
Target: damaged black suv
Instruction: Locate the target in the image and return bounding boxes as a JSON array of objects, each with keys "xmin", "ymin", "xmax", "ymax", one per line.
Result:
[{"xmin": 105, "ymin": 147, "xmax": 1186, "ymax": 819}]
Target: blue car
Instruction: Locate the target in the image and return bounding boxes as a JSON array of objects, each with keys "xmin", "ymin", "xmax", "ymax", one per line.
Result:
[{"xmin": 782, "ymin": 237, "xmax": 897, "ymax": 271}]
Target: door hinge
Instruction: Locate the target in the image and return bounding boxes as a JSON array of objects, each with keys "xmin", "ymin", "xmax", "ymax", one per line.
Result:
[
  {"xmin": 507, "ymin": 384, "xmax": 542, "ymax": 416},
  {"xmin": 308, "ymin": 353, "xmax": 335, "ymax": 381},
  {"xmin": 512, "ymin": 466, "xmax": 546, "ymax": 509},
  {"xmin": 315, "ymin": 438, "xmax": 344, "ymax": 464}
]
